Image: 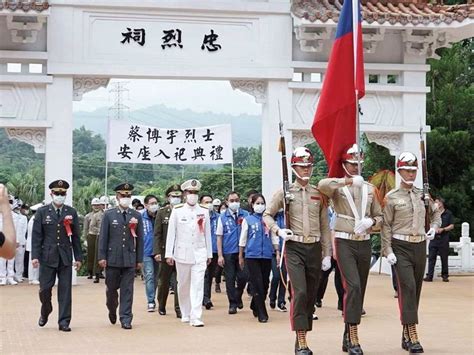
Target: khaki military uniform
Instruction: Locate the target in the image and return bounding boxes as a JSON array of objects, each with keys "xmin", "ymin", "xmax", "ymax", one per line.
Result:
[
  {"xmin": 318, "ymin": 178, "xmax": 383, "ymax": 325},
  {"xmin": 264, "ymin": 181, "xmax": 331, "ymax": 331},
  {"xmin": 83, "ymin": 212, "xmax": 94, "ymax": 275},
  {"xmin": 153, "ymin": 204, "xmax": 180, "ymax": 314},
  {"xmin": 382, "ymin": 186, "xmax": 441, "ymax": 324}
]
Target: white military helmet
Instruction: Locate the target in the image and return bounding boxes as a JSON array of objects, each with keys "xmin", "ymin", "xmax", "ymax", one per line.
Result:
[
  {"xmin": 291, "ymin": 147, "xmax": 314, "ymax": 167},
  {"xmin": 91, "ymin": 197, "xmax": 101, "ymax": 205},
  {"xmin": 212, "ymin": 198, "xmax": 221, "ymax": 207},
  {"xmin": 342, "ymin": 144, "xmax": 364, "ymax": 164},
  {"xmin": 99, "ymin": 196, "xmax": 109, "ymax": 205},
  {"xmin": 396, "ymin": 152, "xmax": 418, "ymax": 171}
]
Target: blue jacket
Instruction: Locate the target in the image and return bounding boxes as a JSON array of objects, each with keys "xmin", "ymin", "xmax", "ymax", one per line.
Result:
[
  {"xmin": 141, "ymin": 210, "xmax": 155, "ymax": 257},
  {"xmin": 220, "ymin": 208, "xmax": 248, "ymax": 254},
  {"xmin": 244, "ymin": 214, "xmax": 273, "ymax": 259},
  {"xmin": 210, "ymin": 210, "xmax": 220, "ymax": 254}
]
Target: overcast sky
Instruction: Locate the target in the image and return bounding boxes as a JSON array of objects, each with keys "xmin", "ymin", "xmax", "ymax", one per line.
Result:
[{"xmin": 73, "ymin": 79, "xmax": 262, "ymax": 116}]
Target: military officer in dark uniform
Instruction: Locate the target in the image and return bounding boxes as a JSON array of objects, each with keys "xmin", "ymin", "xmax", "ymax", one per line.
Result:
[
  {"xmin": 98, "ymin": 183, "xmax": 144, "ymax": 330},
  {"xmin": 31, "ymin": 180, "xmax": 83, "ymax": 332},
  {"xmin": 153, "ymin": 184, "xmax": 182, "ymax": 317}
]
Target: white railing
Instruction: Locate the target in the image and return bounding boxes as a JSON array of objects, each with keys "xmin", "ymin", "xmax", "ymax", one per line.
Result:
[{"xmin": 436, "ymin": 222, "xmax": 473, "ymax": 273}]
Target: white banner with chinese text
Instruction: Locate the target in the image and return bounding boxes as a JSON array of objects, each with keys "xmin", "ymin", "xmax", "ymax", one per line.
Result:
[{"xmin": 107, "ymin": 120, "xmax": 232, "ymax": 165}]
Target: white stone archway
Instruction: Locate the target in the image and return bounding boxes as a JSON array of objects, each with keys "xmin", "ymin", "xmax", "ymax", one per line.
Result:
[{"xmin": 1, "ymin": 0, "xmax": 473, "ymax": 201}]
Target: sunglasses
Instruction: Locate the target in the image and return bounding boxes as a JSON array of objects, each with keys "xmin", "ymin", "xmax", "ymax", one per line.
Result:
[{"xmin": 52, "ymin": 191, "xmax": 66, "ymax": 196}]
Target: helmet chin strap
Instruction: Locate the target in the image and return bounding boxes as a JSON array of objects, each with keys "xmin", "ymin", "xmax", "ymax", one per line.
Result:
[
  {"xmin": 398, "ymin": 171, "xmax": 415, "ymax": 185},
  {"xmin": 292, "ymin": 167, "xmax": 312, "ymax": 181},
  {"xmin": 342, "ymin": 163, "xmax": 361, "ymax": 177}
]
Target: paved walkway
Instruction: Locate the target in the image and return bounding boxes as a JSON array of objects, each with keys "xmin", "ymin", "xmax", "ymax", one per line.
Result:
[{"xmin": 1, "ymin": 273, "xmax": 473, "ymax": 354}]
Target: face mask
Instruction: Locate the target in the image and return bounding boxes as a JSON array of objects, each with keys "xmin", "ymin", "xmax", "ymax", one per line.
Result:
[
  {"xmin": 169, "ymin": 197, "xmax": 181, "ymax": 206},
  {"xmin": 53, "ymin": 195, "xmax": 66, "ymax": 206},
  {"xmin": 186, "ymin": 194, "xmax": 198, "ymax": 206},
  {"xmin": 148, "ymin": 204, "xmax": 159, "ymax": 213},
  {"xmin": 119, "ymin": 197, "xmax": 131, "ymax": 208},
  {"xmin": 253, "ymin": 204, "xmax": 266, "ymax": 214},
  {"xmin": 206, "ymin": 203, "xmax": 213, "ymax": 211},
  {"xmin": 228, "ymin": 202, "xmax": 240, "ymax": 211}
]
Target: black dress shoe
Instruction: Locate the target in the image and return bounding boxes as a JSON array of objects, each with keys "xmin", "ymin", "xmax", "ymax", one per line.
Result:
[
  {"xmin": 295, "ymin": 347, "xmax": 313, "ymax": 355},
  {"xmin": 175, "ymin": 309, "xmax": 182, "ymax": 319},
  {"xmin": 258, "ymin": 317, "xmax": 268, "ymax": 323},
  {"xmin": 121, "ymin": 323, "xmax": 132, "ymax": 330},
  {"xmin": 442, "ymin": 277, "xmax": 449, "ymax": 282},
  {"xmin": 38, "ymin": 316, "xmax": 48, "ymax": 327},
  {"xmin": 315, "ymin": 300, "xmax": 322, "ymax": 308},
  {"xmin": 409, "ymin": 341, "xmax": 424, "ymax": 353},
  {"xmin": 215, "ymin": 284, "xmax": 221, "ymax": 293},
  {"xmin": 237, "ymin": 301, "xmax": 243, "ymax": 309},
  {"xmin": 269, "ymin": 301, "xmax": 276, "ymax": 309},
  {"xmin": 93, "ymin": 278, "xmax": 99, "ymax": 283},
  {"xmin": 99, "ymin": 273, "xmax": 105, "ymax": 279},
  {"xmin": 159, "ymin": 308, "xmax": 166, "ymax": 315},
  {"xmin": 204, "ymin": 302, "xmax": 212, "ymax": 310},
  {"xmin": 58, "ymin": 325, "xmax": 71, "ymax": 332},
  {"xmin": 228, "ymin": 307, "xmax": 237, "ymax": 314},
  {"xmin": 108, "ymin": 313, "xmax": 117, "ymax": 324},
  {"xmin": 423, "ymin": 277, "xmax": 433, "ymax": 282},
  {"xmin": 87, "ymin": 274, "xmax": 93, "ymax": 279}
]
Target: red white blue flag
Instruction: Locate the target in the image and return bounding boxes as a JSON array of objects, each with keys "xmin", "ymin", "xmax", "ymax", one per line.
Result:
[{"xmin": 312, "ymin": 0, "xmax": 365, "ymax": 178}]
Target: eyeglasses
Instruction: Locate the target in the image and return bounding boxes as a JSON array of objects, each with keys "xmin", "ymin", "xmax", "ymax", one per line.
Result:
[{"xmin": 52, "ymin": 191, "xmax": 66, "ymax": 196}]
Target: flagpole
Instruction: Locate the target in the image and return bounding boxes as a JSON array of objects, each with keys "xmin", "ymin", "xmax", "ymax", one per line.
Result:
[{"xmin": 352, "ymin": 0, "xmax": 362, "ymax": 173}]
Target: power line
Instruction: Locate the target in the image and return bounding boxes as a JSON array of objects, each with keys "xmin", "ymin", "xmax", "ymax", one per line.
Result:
[{"xmin": 108, "ymin": 81, "xmax": 130, "ymax": 120}]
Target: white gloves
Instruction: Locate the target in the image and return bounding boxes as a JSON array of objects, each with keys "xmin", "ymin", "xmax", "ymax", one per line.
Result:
[
  {"xmin": 351, "ymin": 175, "xmax": 364, "ymax": 188},
  {"xmin": 278, "ymin": 228, "xmax": 294, "ymax": 241},
  {"xmin": 322, "ymin": 256, "xmax": 332, "ymax": 271},
  {"xmin": 426, "ymin": 228, "xmax": 436, "ymax": 240},
  {"xmin": 386, "ymin": 253, "xmax": 397, "ymax": 265},
  {"xmin": 354, "ymin": 217, "xmax": 374, "ymax": 234}
]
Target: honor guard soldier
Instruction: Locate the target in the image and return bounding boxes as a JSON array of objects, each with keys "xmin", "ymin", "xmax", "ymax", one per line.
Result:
[
  {"xmin": 165, "ymin": 179, "xmax": 212, "ymax": 327},
  {"xmin": 31, "ymin": 180, "xmax": 83, "ymax": 332},
  {"xmin": 84, "ymin": 198, "xmax": 102, "ymax": 283},
  {"xmin": 98, "ymin": 183, "xmax": 144, "ymax": 330},
  {"xmin": 382, "ymin": 152, "xmax": 441, "ymax": 353},
  {"xmin": 264, "ymin": 147, "xmax": 332, "ymax": 355},
  {"xmin": 153, "ymin": 184, "xmax": 182, "ymax": 317},
  {"xmin": 318, "ymin": 144, "xmax": 383, "ymax": 355}
]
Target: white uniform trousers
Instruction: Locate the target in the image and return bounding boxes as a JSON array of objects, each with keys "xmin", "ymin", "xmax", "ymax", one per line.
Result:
[
  {"xmin": 14, "ymin": 245, "xmax": 26, "ymax": 279},
  {"xmin": 28, "ymin": 252, "xmax": 39, "ymax": 282},
  {"xmin": 0, "ymin": 257, "xmax": 15, "ymax": 279},
  {"xmin": 175, "ymin": 255, "xmax": 207, "ymax": 322}
]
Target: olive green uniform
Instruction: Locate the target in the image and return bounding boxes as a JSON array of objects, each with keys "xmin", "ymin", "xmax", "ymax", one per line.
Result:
[
  {"xmin": 153, "ymin": 205, "xmax": 180, "ymax": 313},
  {"xmin": 382, "ymin": 186, "xmax": 441, "ymax": 324},
  {"xmin": 264, "ymin": 181, "xmax": 331, "ymax": 331},
  {"xmin": 318, "ymin": 178, "xmax": 383, "ymax": 325},
  {"xmin": 89, "ymin": 209, "xmax": 104, "ymax": 275}
]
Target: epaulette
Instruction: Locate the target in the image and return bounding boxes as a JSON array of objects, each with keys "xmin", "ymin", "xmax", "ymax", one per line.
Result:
[{"xmin": 173, "ymin": 203, "xmax": 184, "ymax": 209}]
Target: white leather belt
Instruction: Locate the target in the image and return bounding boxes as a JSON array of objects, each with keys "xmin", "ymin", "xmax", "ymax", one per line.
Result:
[
  {"xmin": 392, "ymin": 234, "xmax": 426, "ymax": 243},
  {"xmin": 334, "ymin": 231, "xmax": 370, "ymax": 241},
  {"xmin": 287, "ymin": 235, "xmax": 320, "ymax": 244}
]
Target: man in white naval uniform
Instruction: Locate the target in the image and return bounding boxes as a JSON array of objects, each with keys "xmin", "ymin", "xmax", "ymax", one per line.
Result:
[{"xmin": 165, "ymin": 179, "xmax": 212, "ymax": 327}]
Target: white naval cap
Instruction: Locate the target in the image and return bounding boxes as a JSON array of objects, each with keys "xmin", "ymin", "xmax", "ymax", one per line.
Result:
[
  {"xmin": 212, "ymin": 198, "xmax": 221, "ymax": 206},
  {"xmin": 181, "ymin": 179, "xmax": 201, "ymax": 192}
]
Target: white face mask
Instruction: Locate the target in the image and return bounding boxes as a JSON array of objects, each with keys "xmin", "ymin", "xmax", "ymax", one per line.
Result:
[
  {"xmin": 253, "ymin": 204, "xmax": 266, "ymax": 214},
  {"xmin": 169, "ymin": 197, "xmax": 181, "ymax": 206},
  {"xmin": 119, "ymin": 197, "xmax": 131, "ymax": 208},
  {"xmin": 228, "ymin": 202, "xmax": 240, "ymax": 212},
  {"xmin": 52, "ymin": 195, "xmax": 66, "ymax": 206},
  {"xmin": 148, "ymin": 204, "xmax": 159, "ymax": 213},
  {"xmin": 186, "ymin": 194, "xmax": 198, "ymax": 206},
  {"xmin": 206, "ymin": 203, "xmax": 213, "ymax": 211}
]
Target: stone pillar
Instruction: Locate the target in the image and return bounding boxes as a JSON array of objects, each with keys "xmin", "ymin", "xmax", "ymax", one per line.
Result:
[
  {"xmin": 261, "ymin": 80, "xmax": 292, "ymax": 199},
  {"xmin": 460, "ymin": 222, "xmax": 472, "ymax": 272},
  {"xmin": 45, "ymin": 77, "xmax": 74, "ymax": 204}
]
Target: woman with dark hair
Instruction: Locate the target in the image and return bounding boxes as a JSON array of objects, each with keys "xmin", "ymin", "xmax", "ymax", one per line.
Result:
[{"xmin": 238, "ymin": 193, "xmax": 280, "ymax": 323}]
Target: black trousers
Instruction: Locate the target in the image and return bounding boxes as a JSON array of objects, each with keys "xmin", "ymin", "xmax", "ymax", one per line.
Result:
[
  {"xmin": 105, "ymin": 266, "xmax": 135, "ymax": 325},
  {"xmin": 393, "ymin": 239, "xmax": 426, "ymax": 325},
  {"xmin": 316, "ymin": 257, "xmax": 344, "ymax": 308},
  {"xmin": 203, "ymin": 253, "xmax": 218, "ymax": 304},
  {"xmin": 39, "ymin": 260, "xmax": 73, "ymax": 326},
  {"xmin": 157, "ymin": 261, "xmax": 179, "ymax": 312},
  {"xmin": 426, "ymin": 240, "xmax": 449, "ymax": 278},
  {"xmin": 223, "ymin": 253, "xmax": 248, "ymax": 308},
  {"xmin": 269, "ymin": 254, "xmax": 287, "ymax": 306},
  {"xmin": 335, "ymin": 238, "xmax": 371, "ymax": 325},
  {"xmin": 285, "ymin": 241, "xmax": 321, "ymax": 331},
  {"xmin": 247, "ymin": 258, "xmax": 272, "ymax": 320}
]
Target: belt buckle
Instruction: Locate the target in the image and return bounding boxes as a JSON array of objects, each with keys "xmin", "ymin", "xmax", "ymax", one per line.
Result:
[{"xmin": 353, "ymin": 234, "xmax": 364, "ymax": 241}]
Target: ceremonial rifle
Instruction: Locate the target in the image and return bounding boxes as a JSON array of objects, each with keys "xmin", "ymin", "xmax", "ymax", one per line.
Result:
[
  {"xmin": 419, "ymin": 126, "xmax": 430, "ymax": 232},
  {"xmin": 278, "ymin": 102, "xmax": 291, "ymax": 287}
]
